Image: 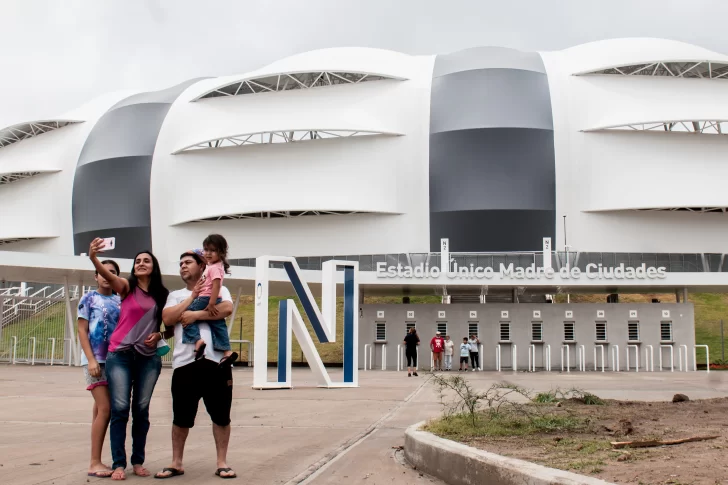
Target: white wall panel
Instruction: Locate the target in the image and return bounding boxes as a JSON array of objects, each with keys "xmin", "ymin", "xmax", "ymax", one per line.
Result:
[
  {"xmin": 542, "ymin": 40, "xmax": 728, "ymax": 253},
  {"xmin": 151, "ymin": 51, "xmax": 435, "ymax": 259},
  {"xmin": 0, "ymin": 92, "xmax": 135, "ymax": 254}
]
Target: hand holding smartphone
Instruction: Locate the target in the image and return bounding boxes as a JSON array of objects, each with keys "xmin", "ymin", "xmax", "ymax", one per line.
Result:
[{"xmin": 99, "ymin": 237, "xmax": 116, "ymax": 252}]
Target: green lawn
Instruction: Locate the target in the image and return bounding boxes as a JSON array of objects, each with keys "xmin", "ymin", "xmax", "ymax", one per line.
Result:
[
  {"xmin": 0, "ymin": 303, "xmax": 68, "ymax": 361},
  {"xmin": 2, "ymin": 293, "xmax": 726, "ymax": 364},
  {"xmin": 559, "ymin": 292, "xmax": 728, "ymax": 364}
]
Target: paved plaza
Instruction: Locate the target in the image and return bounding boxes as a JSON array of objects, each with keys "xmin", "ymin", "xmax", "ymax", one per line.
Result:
[{"xmin": 0, "ymin": 365, "xmax": 726, "ymax": 485}]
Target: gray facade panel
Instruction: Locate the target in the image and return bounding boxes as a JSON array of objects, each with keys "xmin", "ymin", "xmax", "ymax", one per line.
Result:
[
  {"xmin": 72, "ymin": 156, "xmax": 152, "ymax": 234},
  {"xmin": 433, "ymin": 47, "xmax": 546, "ymax": 77},
  {"xmin": 430, "ymin": 209, "xmax": 555, "ymax": 252},
  {"xmin": 72, "ymin": 81, "xmax": 194, "ymax": 258},
  {"xmin": 110, "ymin": 79, "xmax": 205, "ymax": 110},
  {"xmin": 360, "ymin": 304, "xmax": 695, "ymax": 371},
  {"xmin": 77, "ymin": 103, "xmax": 172, "ymax": 166},
  {"xmin": 429, "ymin": 128, "xmax": 555, "ymax": 213},
  {"xmin": 430, "ymin": 69, "xmax": 553, "ymax": 134},
  {"xmin": 74, "ymin": 227, "xmax": 152, "ymax": 262}
]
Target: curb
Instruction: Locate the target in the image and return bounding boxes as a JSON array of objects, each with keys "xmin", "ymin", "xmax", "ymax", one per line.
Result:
[{"xmin": 405, "ymin": 421, "xmax": 615, "ymax": 485}]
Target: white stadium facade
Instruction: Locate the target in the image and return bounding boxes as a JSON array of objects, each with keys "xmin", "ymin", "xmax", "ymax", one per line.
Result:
[{"xmin": 1, "ymin": 38, "xmax": 728, "ymax": 370}]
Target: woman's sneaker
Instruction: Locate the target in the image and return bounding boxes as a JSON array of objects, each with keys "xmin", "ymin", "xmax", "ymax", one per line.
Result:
[
  {"xmin": 408, "ymin": 373, "xmax": 411, "ymax": 377},
  {"xmin": 413, "ymin": 372, "xmax": 419, "ymax": 376}
]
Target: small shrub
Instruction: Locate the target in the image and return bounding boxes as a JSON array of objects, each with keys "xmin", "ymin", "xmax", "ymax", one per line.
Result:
[
  {"xmin": 533, "ymin": 391, "xmax": 558, "ymax": 403},
  {"xmin": 568, "ymin": 388, "xmax": 605, "ymax": 405}
]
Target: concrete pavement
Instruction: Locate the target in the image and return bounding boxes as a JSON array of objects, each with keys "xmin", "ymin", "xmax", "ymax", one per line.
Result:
[{"xmin": 0, "ymin": 365, "xmax": 725, "ymax": 484}]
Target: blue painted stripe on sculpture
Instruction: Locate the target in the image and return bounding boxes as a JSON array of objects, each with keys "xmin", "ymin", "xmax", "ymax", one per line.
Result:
[
  {"xmin": 283, "ymin": 262, "xmax": 328, "ymax": 342},
  {"xmin": 343, "ymin": 266, "xmax": 355, "ymax": 383},
  {"xmin": 278, "ymin": 299, "xmax": 288, "ymax": 383}
]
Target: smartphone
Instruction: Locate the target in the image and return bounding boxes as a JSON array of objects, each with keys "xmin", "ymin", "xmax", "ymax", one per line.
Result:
[{"xmin": 99, "ymin": 237, "xmax": 116, "ymax": 252}]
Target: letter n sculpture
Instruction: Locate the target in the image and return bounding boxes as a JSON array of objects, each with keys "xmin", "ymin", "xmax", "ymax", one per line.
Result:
[{"xmin": 253, "ymin": 256, "xmax": 359, "ymax": 389}]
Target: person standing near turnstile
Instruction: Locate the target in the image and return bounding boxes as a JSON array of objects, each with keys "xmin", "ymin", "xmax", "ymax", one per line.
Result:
[{"xmin": 468, "ymin": 334, "xmax": 481, "ymax": 371}]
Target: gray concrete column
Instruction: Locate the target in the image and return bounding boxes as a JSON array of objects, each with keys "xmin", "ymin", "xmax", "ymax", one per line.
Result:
[{"xmin": 682, "ymin": 287, "xmax": 689, "ymax": 303}]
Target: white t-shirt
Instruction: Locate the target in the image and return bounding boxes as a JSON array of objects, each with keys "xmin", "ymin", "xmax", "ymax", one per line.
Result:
[
  {"xmin": 444, "ymin": 340, "xmax": 455, "ymax": 356},
  {"xmin": 165, "ymin": 286, "xmax": 233, "ymax": 370},
  {"xmin": 468, "ymin": 338, "xmax": 480, "ymax": 352}
]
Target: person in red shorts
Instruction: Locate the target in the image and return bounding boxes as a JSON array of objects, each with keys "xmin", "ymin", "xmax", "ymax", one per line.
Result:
[{"xmin": 430, "ymin": 331, "xmax": 445, "ymax": 371}]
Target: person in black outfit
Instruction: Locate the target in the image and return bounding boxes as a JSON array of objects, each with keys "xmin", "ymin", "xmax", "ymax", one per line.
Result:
[{"xmin": 403, "ymin": 327, "xmax": 420, "ymax": 377}]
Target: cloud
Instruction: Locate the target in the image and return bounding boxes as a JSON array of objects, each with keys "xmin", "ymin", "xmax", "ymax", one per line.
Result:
[{"xmin": 0, "ymin": 0, "xmax": 726, "ymax": 127}]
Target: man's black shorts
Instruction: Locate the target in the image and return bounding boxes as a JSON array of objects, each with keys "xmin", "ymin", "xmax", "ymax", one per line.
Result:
[
  {"xmin": 460, "ymin": 356, "xmax": 469, "ymax": 364},
  {"xmin": 172, "ymin": 359, "xmax": 233, "ymax": 428}
]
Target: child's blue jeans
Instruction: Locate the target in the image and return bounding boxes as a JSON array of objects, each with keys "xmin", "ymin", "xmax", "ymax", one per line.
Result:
[{"xmin": 181, "ymin": 296, "xmax": 231, "ymax": 351}]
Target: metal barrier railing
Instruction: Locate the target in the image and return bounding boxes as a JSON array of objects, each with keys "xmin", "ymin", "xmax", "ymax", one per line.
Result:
[{"xmin": 1, "ymin": 296, "xmax": 72, "ymax": 365}]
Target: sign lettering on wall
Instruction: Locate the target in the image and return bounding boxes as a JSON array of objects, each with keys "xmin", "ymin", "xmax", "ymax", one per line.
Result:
[{"xmin": 375, "ymin": 242, "xmax": 667, "ymax": 281}]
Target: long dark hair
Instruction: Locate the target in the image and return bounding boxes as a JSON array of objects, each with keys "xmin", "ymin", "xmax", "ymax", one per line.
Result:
[
  {"xmin": 203, "ymin": 234, "xmax": 230, "ymax": 274},
  {"xmin": 128, "ymin": 250, "xmax": 169, "ymax": 325}
]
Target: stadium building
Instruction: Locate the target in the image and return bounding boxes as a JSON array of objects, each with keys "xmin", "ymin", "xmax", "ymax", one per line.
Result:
[{"xmin": 1, "ymin": 38, "xmax": 727, "ymax": 370}]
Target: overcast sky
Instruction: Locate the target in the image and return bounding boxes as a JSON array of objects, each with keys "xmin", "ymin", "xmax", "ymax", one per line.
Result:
[{"xmin": 1, "ymin": 0, "xmax": 727, "ymax": 127}]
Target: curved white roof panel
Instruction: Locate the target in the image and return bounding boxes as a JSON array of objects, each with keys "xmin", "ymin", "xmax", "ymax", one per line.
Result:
[
  {"xmin": 186, "ymin": 47, "xmax": 418, "ymax": 101},
  {"xmin": 183, "ymin": 210, "xmax": 381, "ymax": 224},
  {"xmin": 195, "ymin": 71, "xmax": 405, "ymax": 101},
  {"xmin": 560, "ymin": 38, "xmax": 728, "ymax": 75},
  {"xmin": 0, "ymin": 120, "xmax": 83, "ymax": 149},
  {"xmin": 584, "ymin": 120, "xmax": 728, "ymax": 135},
  {"xmin": 0, "ymin": 170, "xmax": 60, "ymax": 185},
  {"xmin": 575, "ymin": 60, "xmax": 728, "ymax": 78},
  {"xmin": 637, "ymin": 207, "xmax": 728, "ymax": 213},
  {"xmin": 173, "ymin": 129, "xmax": 403, "ymax": 154}
]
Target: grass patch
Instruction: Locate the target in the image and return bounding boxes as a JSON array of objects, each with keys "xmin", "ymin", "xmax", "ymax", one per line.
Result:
[
  {"xmin": 567, "ymin": 459, "xmax": 605, "ymax": 473},
  {"xmin": 424, "ymin": 411, "xmax": 589, "ymax": 440},
  {"xmin": 533, "ymin": 391, "xmax": 558, "ymax": 403}
]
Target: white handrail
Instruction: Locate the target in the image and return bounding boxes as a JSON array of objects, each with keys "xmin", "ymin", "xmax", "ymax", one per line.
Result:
[
  {"xmin": 64, "ymin": 338, "xmax": 73, "ymax": 366},
  {"xmin": 512, "ymin": 344, "xmax": 517, "ymax": 372},
  {"xmin": 528, "ymin": 344, "xmax": 536, "ymax": 372},
  {"xmin": 46, "ymin": 338, "xmax": 56, "ymax": 366},
  {"xmin": 694, "ymin": 344, "xmax": 710, "ymax": 372},
  {"xmin": 397, "ymin": 344, "xmax": 402, "ymax": 372},
  {"xmin": 381, "ymin": 344, "xmax": 387, "ymax": 370},
  {"xmin": 578, "ymin": 345, "xmax": 586, "ymax": 372},
  {"xmin": 228, "ymin": 339, "xmax": 254, "ymax": 367},
  {"xmin": 678, "ymin": 344, "xmax": 688, "ymax": 372},
  {"xmin": 626, "ymin": 345, "xmax": 640, "ymax": 372},
  {"xmin": 11, "ymin": 336, "xmax": 17, "ymax": 364},
  {"xmin": 28, "ymin": 337, "xmax": 36, "ymax": 365},
  {"xmin": 363, "ymin": 344, "xmax": 371, "ymax": 371},
  {"xmin": 659, "ymin": 344, "xmax": 674, "ymax": 372},
  {"xmin": 644, "ymin": 345, "xmax": 654, "ymax": 372},
  {"xmin": 544, "ymin": 344, "xmax": 551, "ymax": 371},
  {"xmin": 594, "ymin": 345, "xmax": 605, "ymax": 372},
  {"xmin": 611, "ymin": 345, "xmax": 620, "ymax": 372},
  {"xmin": 496, "ymin": 344, "xmax": 501, "ymax": 372},
  {"xmin": 560, "ymin": 344, "xmax": 570, "ymax": 373},
  {"xmin": 478, "ymin": 344, "xmax": 484, "ymax": 371}
]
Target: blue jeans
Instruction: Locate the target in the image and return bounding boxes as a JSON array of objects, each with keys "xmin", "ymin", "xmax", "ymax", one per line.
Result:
[
  {"xmin": 181, "ymin": 297, "xmax": 231, "ymax": 351},
  {"xmin": 106, "ymin": 350, "xmax": 162, "ymax": 470}
]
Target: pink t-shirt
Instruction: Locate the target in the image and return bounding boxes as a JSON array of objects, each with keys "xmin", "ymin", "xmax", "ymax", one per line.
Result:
[{"xmin": 200, "ymin": 261, "xmax": 225, "ymax": 297}]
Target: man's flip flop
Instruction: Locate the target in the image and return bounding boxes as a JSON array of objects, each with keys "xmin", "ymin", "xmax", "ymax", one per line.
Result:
[
  {"xmin": 195, "ymin": 342, "xmax": 207, "ymax": 361},
  {"xmin": 87, "ymin": 470, "xmax": 113, "ymax": 478},
  {"xmin": 154, "ymin": 468, "xmax": 184, "ymax": 479},
  {"xmin": 218, "ymin": 352, "xmax": 238, "ymax": 369},
  {"xmin": 215, "ymin": 468, "xmax": 237, "ymax": 479}
]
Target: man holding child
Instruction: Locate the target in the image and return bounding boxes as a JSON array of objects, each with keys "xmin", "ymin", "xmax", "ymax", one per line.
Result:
[{"xmin": 154, "ymin": 250, "xmax": 237, "ymax": 479}]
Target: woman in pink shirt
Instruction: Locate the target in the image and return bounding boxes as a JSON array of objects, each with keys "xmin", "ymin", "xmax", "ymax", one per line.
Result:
[{"xmin": 88, "ymin": 239, "xmax": 169, "ymax": 481}]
